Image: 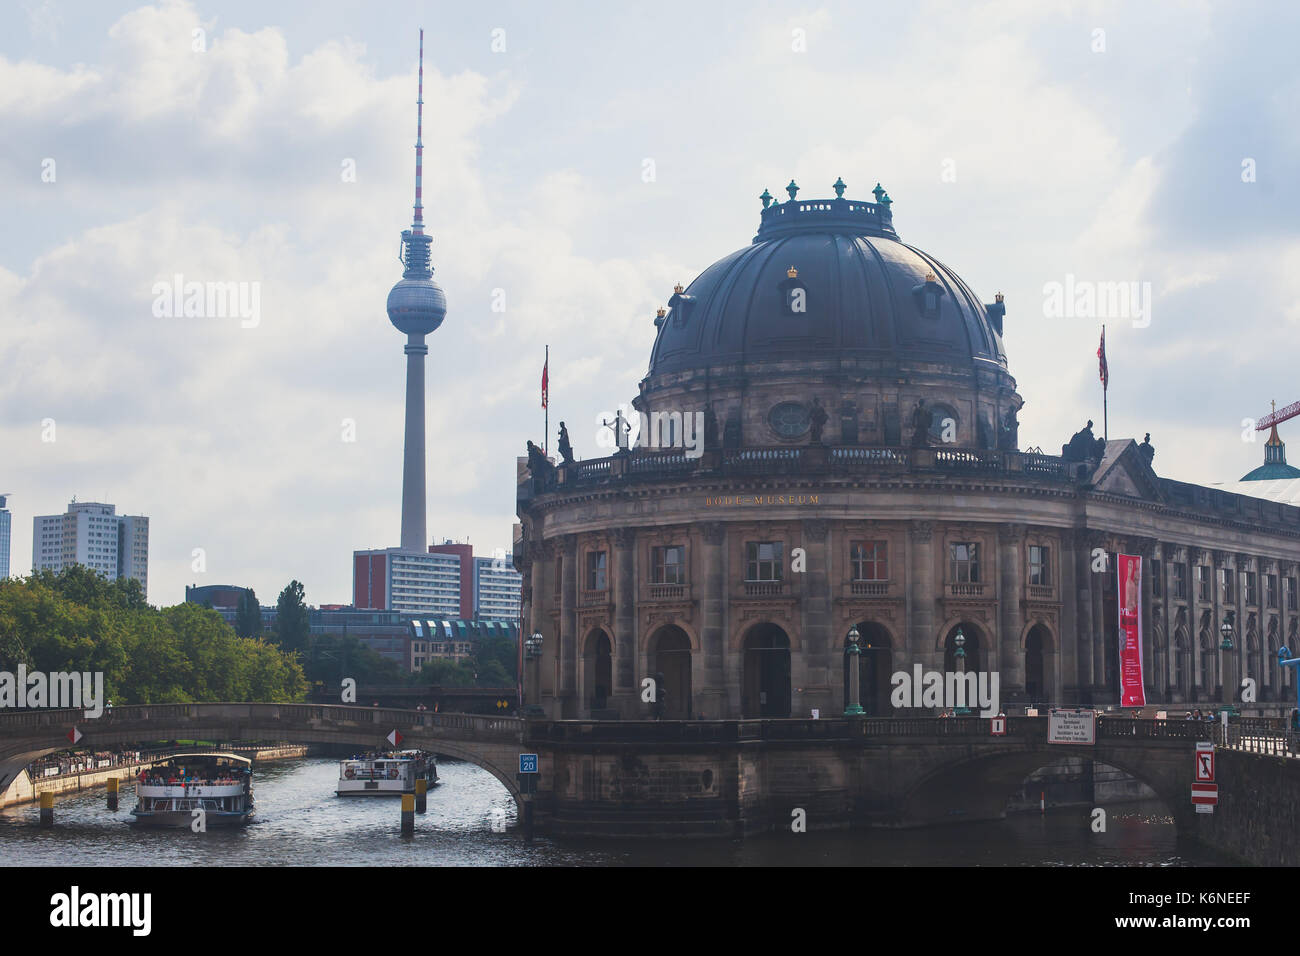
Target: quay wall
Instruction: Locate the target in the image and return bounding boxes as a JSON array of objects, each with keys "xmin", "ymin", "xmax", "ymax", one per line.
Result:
[{"xmin": 1189, "ymin": 749, "xmax": 1300, "ymax": 866}]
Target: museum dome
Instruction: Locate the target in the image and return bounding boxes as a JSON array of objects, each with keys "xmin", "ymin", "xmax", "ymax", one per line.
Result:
[{"xmin": 646, "ymin": 181, "xmax": 1010, "ymax": 380}]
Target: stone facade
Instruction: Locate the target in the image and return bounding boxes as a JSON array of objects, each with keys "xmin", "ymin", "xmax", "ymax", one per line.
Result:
[{"xmin": 516, "ymin": 441, "xmax": 1300, "ymax": 720}]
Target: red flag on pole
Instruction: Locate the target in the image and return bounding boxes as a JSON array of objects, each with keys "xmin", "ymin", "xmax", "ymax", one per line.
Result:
[
  {"xmin": 541, "ymin": 355, "xmax": 549, "ymax": 409},
  {"xmin": 1097, "ymin": 327, "xmax": 1108, "ymax": 390}
]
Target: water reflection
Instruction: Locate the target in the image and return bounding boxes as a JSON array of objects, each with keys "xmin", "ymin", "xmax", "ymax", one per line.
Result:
[{"xmin": 0, "ymin": 758, "xmax": 1235, "ymax": 867}]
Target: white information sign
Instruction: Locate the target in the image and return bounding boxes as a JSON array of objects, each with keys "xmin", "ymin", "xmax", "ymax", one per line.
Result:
[{"xmin": 1048, "ymin": 709, "xmax": 1096, "ymax": 745}]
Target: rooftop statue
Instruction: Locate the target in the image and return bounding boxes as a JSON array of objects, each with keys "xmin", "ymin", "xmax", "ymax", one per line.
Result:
[
  {"xmin": 1138, "ymin": 432, "xmax": 1155, "ymax": 466},
  {"xmin": 526, "ymin": 441, "xmax": 555, "ymax": 489},
  {"xmin": 998, "ymin": 405, "xmax": 1019, "ymax": 451},
  {"xmin": 809, "ymin": 398, "xmax": 829, "ymax": 444},
  {"xmin": 557, "ymin": 421, "xmax": 575, "ymax": 465},
  {"xmin": 1062, "ymin": 420, "xmax": 1105, "ymax": 462},
  {"xmin": 910, "ymin": 399, "xmax": 933, "ymax": 447}
]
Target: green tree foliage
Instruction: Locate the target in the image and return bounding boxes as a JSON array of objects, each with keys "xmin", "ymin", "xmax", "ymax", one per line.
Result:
[
  {"xmin": 274, "ymin": 580, "xmax": 310, "ymax": 654},
  {"xmin": 234, "ymin": 588, "xmax": 262, "ymax": 639},
  {"xmin": 0, "ymin": 567, "xmax": 305, "ymax": 703},
  {"xmin": 305, "ymin": 633, "xmax": 403, "ymax": 687},
  {"xmin": 473, "ymin": 634, "xmax": 518, "ymax": 685},
  {"xmin": 414, "ymin": 657, "xmax": 476, "ymax": 687}
]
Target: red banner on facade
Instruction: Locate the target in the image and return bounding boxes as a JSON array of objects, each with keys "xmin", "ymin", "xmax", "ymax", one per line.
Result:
[{"xmin": 1117, "ymin": 553, "xmax": 1146, "ymax": 707}]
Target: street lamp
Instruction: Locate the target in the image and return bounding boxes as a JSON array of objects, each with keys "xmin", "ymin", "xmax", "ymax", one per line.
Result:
[
  {"xmin": 1277, "ymin": 646, "xmax": 1299, "ymax": 732},
  {"xmin": 1219, "ymin": 611, "xmax": 1238, "ymax": 717},
  {"xmin": 844, "ymin": 625, "xmax": 865, "ymax": 716},
  {"xmin": 953, "ymin": 628, "xmax": 971, "ymax": 716}
]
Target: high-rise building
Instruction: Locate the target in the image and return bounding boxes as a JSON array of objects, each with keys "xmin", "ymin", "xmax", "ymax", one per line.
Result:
[
  {"xmin": 474, "ymin": 554, "xmax": 522, "ymax": 621},
  {"xmin": 429, "ymin": 541, "xmax": 474, "ymax": 618},
  {"xmin": 353, "ymin": 547, "xmax": 462, "ymax": 616},
  {"xmin": 32, "ymin": 500, "xmax": 149, "ymax": 595},
  {"xmin": 0, "ymin": 494, "xmax": 11, "ymax": 579}
]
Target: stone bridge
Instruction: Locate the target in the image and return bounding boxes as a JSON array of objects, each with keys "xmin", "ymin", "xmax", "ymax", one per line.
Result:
[
  {"xmin": 0, "ymin": 706, "xmax": 1250, "ymax": 844},
  {"xmin": 0, "ymin": 703, "xmax": 525, "ymax": 801}
]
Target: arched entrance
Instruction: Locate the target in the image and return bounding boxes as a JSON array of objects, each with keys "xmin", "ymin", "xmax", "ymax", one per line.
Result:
[
  {"xmin": 648, "ymin": 625, "xmax": 692, "ymax": 719},
  {"xmin": 843, "ymin": 623, "xmax": 892, "ymax": 716},
  {"xmin": 582, "ymin": 628, "xmax": 612, "ymax": 714},
  {"xmin": 743, "ymin": 623, "xmax": 791, "ymax": 718},
  {"xmin": 1024, "ymin": 624, "xmax": 1054, "ymax": 706},
  {"xmin": 942, "ymin": 622, "xmax": 983, "ymax": 676}
]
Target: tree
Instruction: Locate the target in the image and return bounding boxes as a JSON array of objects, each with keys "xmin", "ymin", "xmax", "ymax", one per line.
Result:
[
  {"xmin": 234, "ymin": 588, "xmax": 262, "ymax": 639},
  {"xmin": 274, "ymin": 580, "xmax": 310, "ymax": 655}
]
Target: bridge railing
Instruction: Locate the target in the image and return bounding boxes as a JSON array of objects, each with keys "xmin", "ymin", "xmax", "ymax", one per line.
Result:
[{"xmin": 1217, "ymin": 724, "xmax": 1298, "ymax": 759}]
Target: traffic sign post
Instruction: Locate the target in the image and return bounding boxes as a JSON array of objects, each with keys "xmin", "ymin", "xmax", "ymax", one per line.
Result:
[
  {"xmin": 990, "ymin": 717, "xmax": 1006, "ymax": 736},
  {"xmin": 387, "ymin": 729, "xmax": 403, "ymax": 748},
  {"xmin": 519, "ymin": 753, "xmax": 538, "ymax": 774},
  {"xmin": 1191, "ymin": 782, "xmax": 1218, "ymax": 806},
  {"xmin": 1195, "ymin": 742, "xmax": 1215, "ymax": 782},
  {"xmin": 67, "ymin": 727, "xmax": 82, "ymax": 745}
]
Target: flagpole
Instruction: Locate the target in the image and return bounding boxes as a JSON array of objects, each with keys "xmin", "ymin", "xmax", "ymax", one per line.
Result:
[
  {"xmin": 544, "ymin": 344, "xmax": 549, "ymax": 455},
  {"xmin": 1102, "ymin": 325, "xmax": 1108, "ymax": 443}
]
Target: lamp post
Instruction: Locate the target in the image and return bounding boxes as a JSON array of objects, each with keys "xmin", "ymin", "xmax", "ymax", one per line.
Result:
[
  {"xmin": 1277, "ymin": 646, "xmax": 1300, "ymax": 734},
  {"xmin": 844, "ymin": 625, "xmax": 865, "ymax": 716},
  {"xmin": 1219, "ymin": 611, "xmax": 1238, "ymax": 717},
  {"xmin": 524, "ymin": 631, "xmax": 544, "ymax": 716},
  {"xmin": 954, "ymin": 628, "xmax": 971, "ymax": 715}
]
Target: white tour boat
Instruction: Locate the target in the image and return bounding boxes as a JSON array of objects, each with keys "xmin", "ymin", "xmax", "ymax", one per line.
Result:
[
  {"xmin": 129, "ymin": 753, "xmax": 254, "ymax": 828},
  {"xmin": 336, "ymin": 749, "xmax": 438, "ymax": 796}
]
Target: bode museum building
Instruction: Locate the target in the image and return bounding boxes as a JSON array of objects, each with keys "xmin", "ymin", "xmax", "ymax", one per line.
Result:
[{"xmin": 514, "ymin": 182, "xmax": 1300, "ymax": 721}]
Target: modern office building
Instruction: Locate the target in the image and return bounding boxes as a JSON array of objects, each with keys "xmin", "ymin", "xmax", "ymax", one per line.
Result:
[
  {"xmin": 474, "ymin": 554, "xmax": 522, "ymax": 621},
  {"xmin": 0, "ymin": 494, "xmax": 11, "ymax": 579},
  {"xmin": 32, "ymin": 501, "xmax": 149, "ymax": 595},
  {"xmin": 409, "ymin": 619, "xmax": 520, "ymax": 671},
  {"xmin": 429, "ymin": 541, "xmax": 474, "ymax": 617}
]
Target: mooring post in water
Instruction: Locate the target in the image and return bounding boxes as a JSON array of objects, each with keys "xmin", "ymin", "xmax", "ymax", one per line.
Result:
[
  {"xmin": 1040, "ymin": 790, "xmax": 1045, "ymax": 814},
  {"xmin": 522, "ymin": 795, "xmax": 534, "ymax": 842},
  {"xmin": 415, "ymin": 777, "xmax": 427, "ymax": 814},
  {"xmin": 39, "ymin": 792, "xmax": 54, "ymax": 828},
  {"xmin": 107, "ymin": 776, "xmax": 119, "ymax": 811},
  {"xmin": 401, "ymin": 793, "xmax": 415, "ymax": 836}
]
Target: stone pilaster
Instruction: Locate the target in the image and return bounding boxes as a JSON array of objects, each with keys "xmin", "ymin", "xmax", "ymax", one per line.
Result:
[
  {"xmin": 700, "ymin": 522, "xmax": 728, "ymax": 717},
  {"xmin": 997, "ymin": 523, "xmax": 1026, "ymax": 696},
  {"xmin": 613, "ymin": 528, "xmax": 636, "ymax": 707},
  {"xmin": 908, "ymin": 521, "xmax": 936, "ymax": 671},
  {"xmin": 800, "ymin": 519, "xmax": 832, "ymax": 716},
  {"xmin": 560, "ymin": 534, "xmax": 578, "ymax": 716}
]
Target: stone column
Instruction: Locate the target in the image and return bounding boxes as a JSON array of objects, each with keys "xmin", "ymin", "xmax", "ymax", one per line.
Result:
[
  {"xmin": 908, "ymin": 521, "xmax": 937, "ymax": 673},
  {"xmin": 560, "ymin": 534, "xmax": 578, "ymax": 717},
  {"xmin": 1136, "ymin": 538, "xmax": 1156, "ymax": 705},
  {"xmin": 1059, "ymin": 530, "xmax": 1080, "ymax": 704},
  {"xmin": 700, "ymin": 522, "xmax": 728, "ymax": 718},
  {"xmin": 613, "ymin": 528, "xmax": 636, "ymax": 715},
  {"xmin": 997, "ymin": 523, "xmax": 1026, "ymax": 697},
  {"xmin": 1076, "ymin": 530, "xmax": 1097, "ymax": 702},
  {"xmin": 800, "ymin": 519, "xmax": 832, "ymax": 717},
  {"xmin": 1092, "ymin": 536, "xmax": 1108, "ymax": 702},
  {"xmin": 1209, "ymin": 550, "xmax": 1226, "ymax": 704}
]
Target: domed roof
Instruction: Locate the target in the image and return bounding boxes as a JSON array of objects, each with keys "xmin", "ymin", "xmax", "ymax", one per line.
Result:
[{"xmin": 647, "ymin": 183, "xmax": 1009, "ymax": 379}]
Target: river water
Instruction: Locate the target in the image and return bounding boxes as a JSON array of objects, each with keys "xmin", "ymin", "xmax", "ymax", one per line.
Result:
[{"xmin": 0, "ymin": 757, "xmax": 1235, "ymax": 866}]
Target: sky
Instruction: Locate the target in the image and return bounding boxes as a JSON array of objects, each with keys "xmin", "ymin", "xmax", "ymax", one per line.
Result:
[{"xmin": 2, "ymin": 0, "xmax": 1298, "ymax": 607}]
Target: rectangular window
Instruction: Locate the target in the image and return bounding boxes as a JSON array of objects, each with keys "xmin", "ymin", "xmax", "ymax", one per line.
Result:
[
  {"xmin": 1219, "ymin": 568, "xmax": 1234, "ymax": 604},
  {"xmin": 651, "ymin": 545, "xmax": 685, "ymax": 585},
  {"xmin": 1242, "ymin": 571, "xmax": 1258, "ymax": 606},
  {"xmin": 1152, "ymin": 559, "xmax": 1163, "ymax": 597},
  {"xmin": 850, "ymin": 541, "xmax": 888, "ymax": 581},
  {"xmin": 746, "ymin": 542, "xmax": 783, "ymax": 582},
  {"xmin": 1028, "ymin": 546, "xmax": 1051, "ymax": 587},
  {"xmin": 586, "ymin": 551, "xmax": 607, "ymax": 591},
  {"xmin": 1196, "ymin": 565, "xmax": 1211, "ymax": 602},
  {"xmin": 1173, "ymin": 563, "xmax": 1188, "ymax": 600},
  {"xmin": 1288, "ymin": 577, "xmax": 1297, "ymax": 612},
  {"xmin": 950, "ymin": 542, "xmax": 980, "ymax": 584},
  {"xmin": 1267, "ymin": 573, "xmax": 1279, "ymax": 608}
]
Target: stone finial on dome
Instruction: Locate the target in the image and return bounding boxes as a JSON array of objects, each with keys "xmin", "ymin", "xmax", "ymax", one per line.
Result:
[
  {"xmin": 656, "ymin": 307, "xmax": 666, "ymax": 318},
  {"xmin": 786, "ymin": 180, "xmax": 799, "ymax": 201},
  {"xmin": 872, "ymin": 182, "xmax": 885, "ymax": 203},
  {"xmin": 759, "ymin": 188, "xmax": 773, "ymax": 209},
  {"xmin": 833, "ymin": 177, "xmax": 847, "ymax": 198}
]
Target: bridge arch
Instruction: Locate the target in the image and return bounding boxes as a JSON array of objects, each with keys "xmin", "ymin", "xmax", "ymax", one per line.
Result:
[
  {"xmin": 0, "ymin": 705, "xmax": 527, "ymax": 809},
  {"xmin": 897, "ymin": 742, "xmax": 1192, "ymax": 836}
]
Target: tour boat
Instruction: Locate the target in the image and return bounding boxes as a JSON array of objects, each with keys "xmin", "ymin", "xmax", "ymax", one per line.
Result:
[
  {"xmin": 129, "ymin": 753, "xmax": 254, "ymax": 828},
  {"xmin": 336, "ymin": 749, "xmax": 438, "ymax": 796}
]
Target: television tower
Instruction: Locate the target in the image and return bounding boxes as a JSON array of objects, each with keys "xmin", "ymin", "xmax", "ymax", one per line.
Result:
[{"xmin": 386, "ymin": 28, "xmax": 447, "ymax": 552}]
